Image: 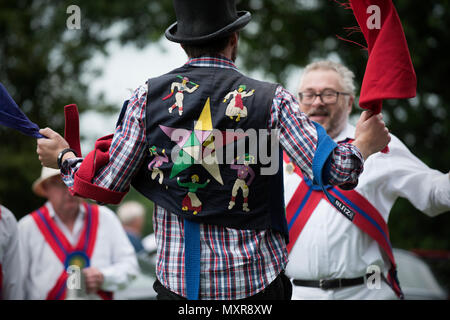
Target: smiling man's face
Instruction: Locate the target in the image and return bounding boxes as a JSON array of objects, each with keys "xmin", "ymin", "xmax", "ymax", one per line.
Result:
[{"xmin": 298, "ymin": 69, "xmax": 354, "ymax": 139}]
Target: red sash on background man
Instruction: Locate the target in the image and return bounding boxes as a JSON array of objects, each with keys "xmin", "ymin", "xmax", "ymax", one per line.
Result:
[
  {"xmin": 284, "ymin": 153, "xmax": 403, "ymax": 299},
  {"xmin": 31, "ymin": 203, "xmax": 113, "ymax": 300}
]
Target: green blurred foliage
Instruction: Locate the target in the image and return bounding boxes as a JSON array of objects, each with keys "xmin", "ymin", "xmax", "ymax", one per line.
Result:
[
  {"xmin": 0, "ymin": 0, "xmax": 175, "ymax": 219},
  {"xmin": 0, "ymin": 0, "xmax": 448, "ymax": 256}
]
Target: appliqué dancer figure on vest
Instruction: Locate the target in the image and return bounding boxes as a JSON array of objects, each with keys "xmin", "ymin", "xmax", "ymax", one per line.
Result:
[
  {"xmin": 177, "ymin": 175, "xmax": 210, "ymax": 215},
  {"xmin": 163, "ymin": 76, "xmax": 199, "ymax": 116},
  {"xmin": 148, "ymin": 146, "xmax": 169, "ymax": 185},
  {"xmin": 223, "ymin": 85, "xmax": 255, "ymax": 122},
  {"xmin": 228, "ymin": 154, "xmax": 255, "ymax": 212}
]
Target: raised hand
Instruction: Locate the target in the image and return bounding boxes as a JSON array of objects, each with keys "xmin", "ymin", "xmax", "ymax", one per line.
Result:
[
  {"xmin": 36, "ymin": 128, "xmax": 71, "ymax": 168},
  {"xmin": 352, "ymin": 111, "xmax": 391, "ymax": 160}
]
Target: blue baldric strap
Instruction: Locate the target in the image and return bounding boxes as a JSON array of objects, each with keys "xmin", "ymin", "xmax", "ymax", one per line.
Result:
[
  {"xmin": 311, "ymin": 121, "xmax": 357, "ymax": 221},
  {"xmin": 311, "ymin": 122, "xmax": 336, "ymax": 186},
  {"xmin": 184, "ymin": 219, "xmax": 200, "ymax": 300}
]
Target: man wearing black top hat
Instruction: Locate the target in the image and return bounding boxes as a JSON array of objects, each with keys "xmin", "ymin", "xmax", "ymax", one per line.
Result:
[{"xmin": 37, "ymin": 0, "xmax": 390, "ymax": 300}]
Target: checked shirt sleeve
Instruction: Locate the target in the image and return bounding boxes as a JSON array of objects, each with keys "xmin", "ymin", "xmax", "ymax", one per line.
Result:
[
  {"xmin": 269, "ymin": 86, "xmax": 364, "ymax": 186},
  {"xmin": 61, "ymin": 85, "xmax": 148, "ymax": 192}
]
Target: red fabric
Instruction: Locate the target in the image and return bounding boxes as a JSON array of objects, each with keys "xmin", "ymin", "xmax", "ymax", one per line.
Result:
[
  {"xmin": 46, "ymin": 272, "xmax": 68, "ymax": 300},
  {"xmin": 64, "ymin": 104, "xmax": 82, "ymax": 158},
  {"xmin": 97, "ymin": 290, "xmax": 114, "ymax": 300},
  {"xmin": 328, "ymin": 188, "xmax": 393, "ymax": 261},
  {"xmin": 31, "ymin": 205, "xmax": 72, "ymax": 262},
  {"xmin": 286, "ymin": 181, "xmax": 322, "ymax": 254},
  {"xmin": 182, "ymin": 194, "xmax": 202, "ymax": 212},
  {"xmin": 31, "ymin": 204, "xmax": 99, "ymax": 262},
  {"xmin": 64, "ymin": 104, "xmax": 128, "ymax": 204},
  {"xmin": 71, "ymin": 134, "xmax": 129, "ymax": 204},
  {"xmin": 162, "ymin": 91, "xmax": 175, "ymax": 101},
  {"xmin": 349, "ymin": 0, "xmax": 417, "ymax": 114},
  {"xmin": 235, "ymin": 94, "xmax": 244, "ymax": 110}
]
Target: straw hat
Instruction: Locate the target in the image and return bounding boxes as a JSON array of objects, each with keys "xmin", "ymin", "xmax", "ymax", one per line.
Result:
[{"xmin": 32, "ymin": 167, "xmax": 61, "ymax": 198}]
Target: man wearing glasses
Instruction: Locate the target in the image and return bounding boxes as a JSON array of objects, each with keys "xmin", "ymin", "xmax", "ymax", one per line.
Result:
[{"xmin": 283, "ymin": 60, "xmax": 450, "ymax": 299}]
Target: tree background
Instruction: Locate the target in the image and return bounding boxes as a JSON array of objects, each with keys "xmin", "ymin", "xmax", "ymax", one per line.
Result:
[{"xmin": 0, "ymin": 0, "xmax": 449, "ymax": 293}]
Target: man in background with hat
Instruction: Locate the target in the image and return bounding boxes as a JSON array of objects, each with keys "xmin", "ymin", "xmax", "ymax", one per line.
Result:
[
  {"xmin": 18, "ymin": 167, "xmax": 138, "ymax": 300},
  {"xmin": 37, "ymin": 0, "xmax": 390, "ymax": 300}
]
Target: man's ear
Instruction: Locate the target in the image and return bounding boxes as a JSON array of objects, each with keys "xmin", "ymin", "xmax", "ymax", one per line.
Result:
[
  {"xmin": 40, "ymin": 180, "xmax": 49, "ymax": 198},
  {"xmin": 347, "ymin": 95, "xmax": 355, "ymax": 114},
  {"xmin": 229, "ymin": 32, "xmax": 239, "ymax": 46}
]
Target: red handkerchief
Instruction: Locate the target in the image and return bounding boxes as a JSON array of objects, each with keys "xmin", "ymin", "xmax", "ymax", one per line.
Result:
[{"xmin": 349, "ymin": 0, "xmax": 417, "ymax": 114}]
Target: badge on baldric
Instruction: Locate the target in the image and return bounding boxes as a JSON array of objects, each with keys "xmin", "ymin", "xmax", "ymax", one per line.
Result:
[
  {"xmin": 65, "ymin": 251, "xmax": 90, "ymax": 269},
  {"xmin": 285, "ymin": 162, "xmax": 295, "ymax": 175}
]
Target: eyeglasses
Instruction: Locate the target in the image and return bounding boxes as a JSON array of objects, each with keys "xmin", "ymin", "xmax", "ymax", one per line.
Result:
[{"xmin": 298, "ymin": 89, "xmax": 350, "ymax": 105}]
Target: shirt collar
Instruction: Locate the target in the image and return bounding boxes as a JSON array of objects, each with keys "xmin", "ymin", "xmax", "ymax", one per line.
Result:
[
  {"xmin": 185, "ymin": 55, "xmax": 238, "ymax": 71},
  {"xmin": 335, "ymin": 122, "xmax": 356, "ymax": 143}
]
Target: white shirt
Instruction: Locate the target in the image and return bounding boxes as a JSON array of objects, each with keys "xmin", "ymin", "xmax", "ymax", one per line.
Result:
[
  {"xmin": 0, "ymin": 205, "xmax": 23, "ymax": 299},
  {"xmin": 18, "ymin": 202, "xmax": 139, "ymax": 300},
  {"xmin": 284, "ymin": 123, "xmax": 450, "ymax": 282}
]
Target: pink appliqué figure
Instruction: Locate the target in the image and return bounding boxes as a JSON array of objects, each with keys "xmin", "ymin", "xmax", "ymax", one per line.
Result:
[
  {"xmin": 148, "ymin": 146, "xmax": 169, "ymax": 185},
  {"xmin": 228, "ymin": 154, "xmax": 255, "ymax": 212}
]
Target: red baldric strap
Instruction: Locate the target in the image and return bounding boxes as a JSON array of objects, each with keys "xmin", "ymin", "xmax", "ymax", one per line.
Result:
[{"xmin": 31, "ymin": 203, "xmax": 113, "ymax": 300}]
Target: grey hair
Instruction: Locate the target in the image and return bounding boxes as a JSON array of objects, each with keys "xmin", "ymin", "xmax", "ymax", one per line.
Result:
[
  {"xmin": 301, "ymin": 60, "xmax": 356, "ymax": 97},
  {"xmin": 117, "ymin": 201, "xmax": 145, "ymax": 225}
]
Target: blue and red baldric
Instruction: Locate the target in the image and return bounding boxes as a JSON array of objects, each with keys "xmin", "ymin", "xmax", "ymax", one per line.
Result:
[
  {"xmin": 31, "ymin": 203, "xmax": 113, "ymax": 300},
  {"xmin": 284, "ymin": 124, "xmax": 403, "ymax": 299}
]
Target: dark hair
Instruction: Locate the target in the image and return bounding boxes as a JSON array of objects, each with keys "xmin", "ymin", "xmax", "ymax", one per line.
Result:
[{"xmin": 181, "ymin": 34, "xmax": 232, "ymax": 58}]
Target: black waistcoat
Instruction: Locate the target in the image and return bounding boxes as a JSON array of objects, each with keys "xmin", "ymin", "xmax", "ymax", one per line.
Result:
[{"xmin": 131, "ymin": 64, "xmax": 288, "ymax": 240}]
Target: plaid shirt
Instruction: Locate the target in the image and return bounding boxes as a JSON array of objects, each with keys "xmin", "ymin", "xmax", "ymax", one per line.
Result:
[{"xmin": 62, "ymin": 56, "xmax": 364, "ymax": 300}]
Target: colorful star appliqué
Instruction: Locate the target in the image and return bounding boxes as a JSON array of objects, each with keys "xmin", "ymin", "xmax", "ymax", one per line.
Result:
[{"xmin": 160, "ymin": 97, "xmax": 246, "ymax": 185}]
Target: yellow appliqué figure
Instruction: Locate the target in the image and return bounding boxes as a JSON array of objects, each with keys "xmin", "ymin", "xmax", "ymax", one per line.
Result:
[
  {"xmin": 223, "ymin": 85, "xmax": 255, "ymax": 122},
  {"xmin": 177, "ymin": 175, "xmax": 210, "ymax": 215},
  {"xmin": 163, "ymin": 76, "xmax": 199, "ymax": 116}
]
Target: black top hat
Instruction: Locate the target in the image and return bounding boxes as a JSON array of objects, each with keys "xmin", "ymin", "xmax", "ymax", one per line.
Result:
[{"xmin": 165, "ymin": 0, "xmax": 251, "ymax": 44}]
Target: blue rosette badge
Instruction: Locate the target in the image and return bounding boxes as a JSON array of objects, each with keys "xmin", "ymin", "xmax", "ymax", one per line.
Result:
[{"xmin": 65, "ymin": 251, "xmax": 90, "ymax": 270}]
